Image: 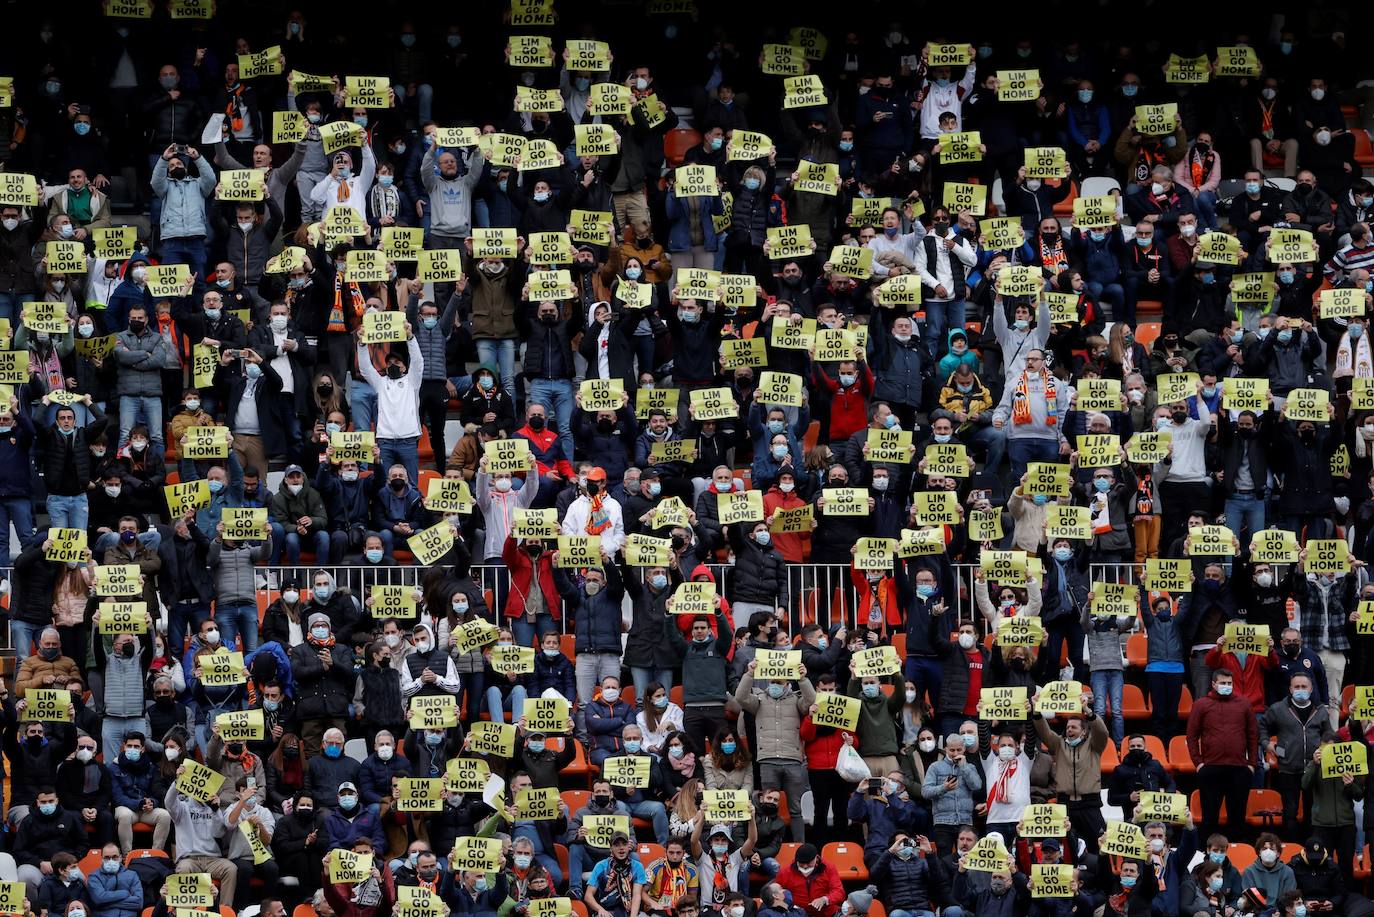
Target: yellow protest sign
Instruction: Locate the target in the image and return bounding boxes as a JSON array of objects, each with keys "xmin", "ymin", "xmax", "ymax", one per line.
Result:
[
  {"xmin": 145, "ymin": 263, "xmax": 189, "ymax": 297},
  {"xmin": 165, "ymin": 873, "xmax": 215, "ymax": 909},
  {"xmin": 770, "ymin": 317, "xmax": 817, "ymax": 352},
  {"xmin": 1036, "ymin": 681, "xmax": 1084, "ymax": 716},
  {"xmin": 603, "ymin": 755, "xmax": 651, "ymax": 788},
  {"xmin": 850, "ymin": 645, "xmax": 900, "ymax": 678},
  {"xmin": 45, "ymin": 240, "xmax": 86, "ymax": 276},
  {"xmin": 199, "ymin": 650, "xmax": 246, "ymax": 688},
  {"xmin": 512, "ymin": 504, "xmax": 559, "ymax": 536},
  {"xmin": 344, "ymin": 250, "xmax": 387, "ymax": 286},
  {"xmin": 812, "ymin": 692, "xmax": 860, "ymax": 731},
  {"xmin": 1072, "ymin": 195, "xmax": 1116, "ymax": 227},
  {"xmin": 1322, "ymin": 742, "xmax": 1369, "ymax": 778},
  {"xmin": 1196, "ymin": 232, "xmax": 1242, "ymax": 266},
  {"xmin": 997, "ymin": 70, "xmax": 1042, "ymax": 102},
  {"xmin": 1318, "ymin": 288, "xmax": 1363, "ymax": 319},
  {"xmin": 754, "ymin": 649, "xmax": 803, "ymax": 681},
  {"xmin": 826, "ymin": 245, "xmax": 873, "ymax": 280},
  {"xmin": 647, "ymin": 496, "xmax": 690, "ymax": 529},
  {"xmin": 1230, "ymin": 272, "xmax": 1274, "ymax": 304},
  {"xmin": 45, "ymin": 528, "xmax": 87, "ymax": 563},
  {"xmin": 1031, "ymin": 864, "xmax": 1075, "ymax": 898},
  {"xmin": 963, "ymin": 836, "xmax": 1011, "ymax": 872},
  {"xmin": 507, "ymin": 35, "xmax": 554, "ymax": 68},
  {"xmin": 1165, "ymin": 53, "xmax": 1210, "ymax": 84},
  {"xmin": 468, "ymin": 720, "xmax": 517, "ymax": 758},
  {"xmin": 490, "ymin": 645, "xmax": 536, "ymax": 675},
  {"xmin": 272, "ymin": 110, "xmax": 307, "ymax": 144},
  {"xmin": 913, "ymin": 490, "xmax": 958, "ymax": 526},
  {"xmin": 176, "ymin": 761, "xmax": 226, "ymax": 804},
  {"xmin": 1135, "ymin": 103, "xmax": 1179, "ymax": 135},
  {"xmin": 165, "ymin": 479, "xmax": 211, "ymax": 515},
  {"xmin": 451, "ymin": 837, "xmax": 503, "ymax": 872},
  {"xmin": 983, "ymin": 550, "xmax": 1029, "ymax": 587},
  {"xmin": 583, "ymin": 814, "xmax": 631, "ymax": 848},
  {"xmin": 758, "ymin": 370, "xmax": 804, "ymax": 407},
  {"xmin": 409, "ymin": 520, "xmax": 457, "ymax": 567},
  {"xmin": 634, "ymin": 94, "xmax": 668, "ymax": 128},
  {"xmin": 368, "ymin": 585, "xmax": 416, "ymax": 618},
  {"xmin": 587, "ymin": 83, "xmax": 633, "ymax": 116},
  {"xmin": 97, "ymin": 602, "xmax": 146, "ymax": 635},
  {"xmin": 761, "ymin": 44, "xmax": 805, "ymax": 76},
  {"xmin": 767, "ymin": 224, "xmax": 814, "ymax": 260},
  {"xmin": 1075, "ymin": 379, "xmax": 1121, "ymax": 413},
  {"xmin": 1187, "ymin": 525, "xmax": 1235, "ymax": 557},
  {"xmin": 264, "ymin": 246, "xmax": 306, "ymax": 275},
  {"xmin": 318, "ymin": 121, "xmax": 364, "ymax": 155},
  {"xmin": 215, "ymin": 708, "xmax": 265, "ymax": 742},
  {"xmin": 1143, "ymin": 558, "xmax": 1190, "ymax": 593},
  {"xmin": 0, "ymin": 173, "xmax": 39, "ymax": 207},
  {"xmin": 978, "ymin": 686, "xmax": 1028, "ymax": 721},
  {"xmin": 377, "ymin": 226, "xmax": 423, "ymax": 262},
  {"xmin": 482, "ymin": 437, "xmax": 532, "ymax": 474},
  {"xmin": 219, "ymin": 507, "xmax": 266, "ymax": 543},
  {"xmin": 1215, "ymin": 46, "xmax": 1260, "ymax": 77},
  {"xmin": 996, "ymin": 265, "xmax": 1042, "ymax": 297},
  {"xmin": 1135, "ymin": 791, "xmax": 1189, "ymax": 825},
  {"xmin": 1024, "ymin": 462, "xmax": 1070, "ymax": 497},
  {"xmin": 426, "ymin": 477, "xmax": 474, "ymax": 515},
  {"xmin": 939, "ymin": 132, "xmax": 984, "ymax": 169},
  {"xmin": 94, "ymin": 226, "xmax": 136, "ymax": 260},
  {"xmin": 514, "ymin": 786, "xmax": 560, "ymax": 820},
  {"xmin": 701, "ymin": 788, "xmax": 751, "ymax": 823},
  {"xmin": 445, "ymin": 757, "xmax": 490, "ymax": 794},
  {"xmin": 771, "ymin": 504, "xmax": 815, "ymax": 536},
  {"xmin": 409, "ymin": 695, "xmax": 459, "ymax": 730},
  {"xmin": 848, "ymin": 537, "xmax": 892, "ymax": 571},
  {"xmin": 1091, "ymin": 582, "xmax": 1136, "ymax": 618},
  {"xmin": 94, "ymin": 563, "xmax": 142, "ymax": 597},
  {"xmin": 625, "ymin": 533, "xmax": 673, "ymax": 566},
  {"xmin": 218, "ymin": 169, "xmax": 266, "ymax": 202},
  {"xmin": 674, "ymin": 164, "xmax": 717, "ymax": 198},
  {"xmin": 26, "ymin": 688, "xmax": 73, "ymax": 722},
  {"xmin": 1020, "ymin": 804, "xmax": 1068, "ymax": 838},
  {"xmin": 727, "ymin": 130, "xmax": 774, "ymax": 163},
  {"xmin": 688, "ymin": 387, "xmax": 736, "ymax": 421},
  {"xmin": 1102, "ymin": 820, "xmax": 1149, "ymax": 858},
  {"xmin": 0, "ymin": 349, "xmax": 29, "ymax": 385},
  {"xmin": 181, "ymin": 425, "xmax": 229, "ymax": 460},
  {"xmin": 1307, "ymin": 539, "xmax": 1351, "ymax": 575},
  {"xmin": 1352, "ymin": 685, "xmax": 1374, "ymax": 720},
  {"xmin": 821, "ymin": 487, "xmax": 869, "ymax": 517},
  {"xmin": 1023, "ymin": 146, "xmax": 1068, "ymax": 179},
  {"xmin": 873, "ymin": 274, "xmax": 922, "ymax": 308},
  {"xmin": 923, "ymin": 443, "xmax": 969, "ymax": 476},
  {"xmin": 649, "ymin": 439, "xmax": 696, "ymax": 463},
  {"xmin": 981, "ymin": 217, "xmax": 1024, "ymax": 251},
  {"xmin": 1250, "ymin": 529, "xmax": 1299, "ymax": 564},
  {"xmin": 239, "ymin": 47, "xmax": 283, "ymax": 80},
  {"xmin": 1220, "ymin": 377, "xmax": 1266, "ymax": 411},
  {"xmin": 394, "ymin": 777, "xmax": 443, "ymax": 813},
  {"xmin": 896, "ymin": 528, "xmax": 943, "ymax": 557},
  {"xmin": 794, "ymin": 160, "xmax": 840, "ymax": 197},
  {"xmin": 327, "ymin": 849, "xmax": 373, "ymax": 884},
  {"xmin": 676, "ymin": 267, "xmax": 720, "ymax": 302},
  {"xmin": 781, "ymin": 75, "xmax": 826, "ymax": 109},
  {"xmin": 515, "ymin": 86, "xmax": 564, "ymax": 114},
  {"xmin": 1045, "ymin": 504, "xmax": 1091, "ymax": 540},
  {"xmin": 994, "ymin": 613, "xmax": 1044, "ymax": 648},
  {"xmin": 1126, "ymin": 432, "xmax": 1171, "ymax": 464},
  {"xmin": 864, "ymin": 427, "xmax": 913, "ymax": 464},
  {"xmin": 21, "ymin": 300, "xmax": 67, "ymax": 335},
  {"xmin": 168, "ymin": 0, "xmax": 213, "ymax": 17},
  {"xmin": 788, "ymin": 27, "xmax": 828, "ymax": 60},
  {"xmin": 329, "ymin": 430, "xmax": 376, "ymax": 462},
  {"xmin": 1076, "ymin": 434, "xmax": 1120, "ymax": 469},
  {"xmin": 968, "ymin": 510, "xmax": 1003, "ymax": 543},
  {"xmin": 1222, "ymin": 621, "xmax": 1269, "ymax": 656},
  {"xmin": 565, "ymin": 38, "xmax": 611, "ymax": 71},
  {"xmin": 1286, "ymin": 387, "xmax": 1329, "ymax": 422},
  {"xmin": 523, "ymin": 697, "xmax": 569, "ymax": 735},
  {"xmin": 473, "ymin": 227, "xmax": 518, "ymax": 259},
  {"xmin": 943, "ymin": 182, "xmax": 987, "ymax": 216},
  {"xmin": 1269, "ymin": 227, "xmax": 1319, "ymax": 263}
]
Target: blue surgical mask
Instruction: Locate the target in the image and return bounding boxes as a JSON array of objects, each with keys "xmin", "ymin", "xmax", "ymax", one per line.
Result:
[
  {"xmin": 422, "ymin": 317, "xmax": 438, "ymax": 330},
  {"xmin": 426, "ymin": 732, "xmax": 443, "ymax": 746},
  {"xmin": 1033, "ymin": 493, "xmax": 1049, "ymax": 506},
  {"xmin": 862, "ymin": 684, "xmax": 880, "ymax": 699},
  {"xmin": 378, "ymin": 175, "xmax": 394, "ymax": 188},
  {"xmin": 962, "ymin": 734, "xmax": 977, "ymax": 748},
  {"xmin": 721, "ymin": 741, "xmax": 737, "ymax": 754},
  {"xmin": 1200, "ymin": 273, "xmax": 1215, "ymax": 285},
  {"xmin": 1353, "ymin": 325, "xmax": 1365, "ymax": 339},
  {"xmin": 38, "ymin": 803, "xmax": 57, "ymax": 816},
  {"xmin": 624, "ymin": 739, "xmax": 642, "ymax": 753},
  {"xmin": 624, "ymin": 267, "xmax": 642, "ymax": 281},
  {"xmin": 1122, "ymin": 84, "xmax": 1138, "ymax": 98},
  {"xmin": 1203, "ymin": 385, "xmax": 1219, "ymax": 397},
  {"xmin": 337, "ymin": 792, "xmax": 356, "ymax": 808},
  {"xmin": 1278, "ymin": 329, "xmax": 1293, "ymax": 343},
  {"xmin": 125, "ymin": 748, "xmax": 142, "ymax": 762},
  {"xmin": 772, "ymin": 444, "xmax": 789, "ymax": 459},
  {"xmin": 574, "ymin": 77, "xmax": 591, "ymax": 91},
  {"xmin": 1137, "ymin": 236, "xmax": 1153, "ymax": 248},
  {"xmin": 1292, "ymin": 689, "xmax": 1311, "ymax": 704},
  {"xmin": 1278, "ymin": 271, "xmax": 1295, "ymax": 284},
  {"xmin": 1245, "ymin": 181, "xmax": 1261, "ymax": 195},
  {"xmin": 916, "ymin": 584, "xmax": 935, "ymax": 598},
  {"xmin": 1121, "ymin": 876, "xmax": 1136, "ymax": 888},
  {"xmin": 365, "ymin": 549, "xmax": 383, "ymax": 563},
  {"xmin": 245, "ymin": 363, "xmax": 262, "ymax": 379},
  {"xmin": 839, "ymin": 141, "xmax": 854, "ymax": 152},
  {"xmin": 669, "ymin": 745, "xmax": 684, "ymax": 759},
  {"xmin": 1054, "ymin": 547, "xmax": 1072, "ymax": 562},
  {"xmin": 1209, "ymin": 852, "xmax": 1227, "ymax": 865},
  {"xmin": 1078, "ymin": 90, "xmax": 1093, "ymax": 103},
  {"xmin": 1216, "ymin": 684, "xmax": 1233, "ymax": 697},
  {"xmin": 650, "ymin": 574, "xmax": 667, "ymax": 590},
  {"xmin": 1013, "ymin": 319, "xmax": 1029, "ymax": 330},
  {"xmin": 311, "ymin": 626, "xmax": 331, "ymax": 641},
  {"xmin": 709, "ymin": 137, "xmax": 723, "ymax": 151},
  {"xmin": 933, "ymin": 433, "xmax": 952, "ymax": 444},
  {"xmin": 208, "ymin": 479, "xmax": 225, "ymax": 494},
  {"xmin": 647, "ymin": 482, "xmax": 661, "ymax": 497},
  {"xmin": 74, "ymin": 122, "xmax": 91, "ymax": 137},
  {"xmin": 528, "ymin": 739, "xmax": 546, "ymax": 753},
  {"xmin": 744, "ymin": 177, "xmax": 761, "ymax": 191},
  {"xmin": 1090, "ymin": 230, "xmax": 1106, "ymax": 242},
  {"xmin": 315, "ymin": 585, "xmax": 332, "ymax": 601},
  {"xmin": 767, "ymin": 419, "xmax": 785, "ymax": 434},
  {"xmin": 1093, "ymin": 478, "xmax": 1110, "ymax": 492},
  {"xmin": 767, "ymin": 684, "xmax": 786, "ymax": 699},
  {"xmin": 533, "ymin": 191, "xmax": 550, "ymax": 203}
]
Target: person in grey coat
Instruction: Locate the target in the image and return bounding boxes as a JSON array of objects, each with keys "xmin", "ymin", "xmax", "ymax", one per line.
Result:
[
  {"xmin": 113, "ymin": 303, "xmax": 172, "ymax": 448},
  {"xmin": 920, "ymin": 732, "xmax": 983, "ymax": 853},
  {"xmin": 208, "ymin": 520, "xmax": 272, "ymax": 653},
  {"xmin": 150, "ymin": 144, "xmax": 216, "ymax": 272},
  {"xmin": 1259, "ymin": 669, "xmax": 1334, "ymax": 837},
  {"xmin": 734, "ymin": 662, "xmax": 815, "ymax": 840}
]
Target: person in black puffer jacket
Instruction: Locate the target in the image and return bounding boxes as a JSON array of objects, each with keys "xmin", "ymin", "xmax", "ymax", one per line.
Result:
[
  {"xmin": 1288, "ymin": 837, "xmax": 1357, "ymax": 914},
  {"xmin": 621, "ymin": 559, "xmax": 682, "ymax": 701},
  {"xmin": 871, "ymin": 835, "xmax": 937, "ymax": 915},
  {"xmin": 289, "ymin": 614, "xmax": 357, "ymax": 759},
  {"xmin": 726, "ymin": 520, "xmax": 791, "ymax": 616},
  {"xmin": 724, "ymin": 163, "xmax": 775, "ymax": 278}
]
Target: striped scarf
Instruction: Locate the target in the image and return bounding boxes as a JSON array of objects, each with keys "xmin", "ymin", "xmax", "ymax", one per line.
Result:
[
  {"xmin": 1012, "ymin": 371, "xmax": 1056, "ymax": 426},
  {"xmin": 327, "ymin": 271, "xmax": 365, "ymax": 333}
]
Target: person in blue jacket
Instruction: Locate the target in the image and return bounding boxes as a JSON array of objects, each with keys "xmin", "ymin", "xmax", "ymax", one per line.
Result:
[
  {"xmin": 105, "ymin": 252, "xmax": 154, "ymax": 333},
  {"xmin": 848, "ymin": 771, "xmax": 927, "ymax": 867},
  {"xmin": 86, "ymin": 843, "xmax": 143, "ymax": 917},
  {"xmin": 323, "ymin": 780, "xmax": 385, "ymax": 852}
]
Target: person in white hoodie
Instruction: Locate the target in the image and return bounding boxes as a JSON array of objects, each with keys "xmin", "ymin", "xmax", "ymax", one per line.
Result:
[
  {"xmin": 311, "ymin": 146, "xmax": 376, "ymax": 223},
  {"xmin": 915, "ymin": 50, "xmax": 977, "ymax": 141},
  {"xmin": 474, "ymin": 462, "xmax": 540, "ymax": 563}
]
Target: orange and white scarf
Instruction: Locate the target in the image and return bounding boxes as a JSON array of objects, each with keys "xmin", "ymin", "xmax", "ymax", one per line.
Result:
[{"xmin": 1012, "ymin": 371, "xmax": 1057, "ymax": 426}]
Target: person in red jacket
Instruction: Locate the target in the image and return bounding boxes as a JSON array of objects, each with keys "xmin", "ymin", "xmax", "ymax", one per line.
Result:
[
  {"xmin": 514, "ymin": 402, "xmax": 576, "ymax": 486},
  {"xmin": 812, "ymin": 358, "xmax": 874, "ymax": 449},
  {"xmin": 322, "ymin": 835, "xmax": 395, "ymax": 917},
  {"xmin": 672, "ymin": 564, "xmax": 737, "ymax": 660},
  {"xmin": 799, "ymin": 671, "xmax": 856, "ymax": 844},
  {"xmin": 503, "ymin": 534, "xmax": 562, "ymax": 643},
  {"xmin": 762, "ymin": 470, "xmax": 812, "ymax": 563},
  {"xmin": 1186, "ymin": 669, "xmax": 1259, "ymax": 844},
  {"xmin": 773, "ymin": 844, "xmax": 845, "ymax": 917},
  {"xmin": 1203, "ymin": 631, "xmax": 1279, "ymax": 714}
]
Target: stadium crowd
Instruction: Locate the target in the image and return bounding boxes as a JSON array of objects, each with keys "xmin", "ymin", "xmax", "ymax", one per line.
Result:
[{"xmin": 5, "ymin": 4, "xmax": 1374, "ymax": 917}]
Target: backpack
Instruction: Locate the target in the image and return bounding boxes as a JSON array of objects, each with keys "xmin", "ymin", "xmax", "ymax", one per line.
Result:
[{"xmin": 128, "ymin": 854, "xmax": 175, "ymax": 908}]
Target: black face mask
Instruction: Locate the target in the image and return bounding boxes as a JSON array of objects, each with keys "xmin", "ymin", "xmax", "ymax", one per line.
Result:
[
  {"xmin": 635, "ymin": 237, "xmax": 653, "ymax": 250},
  {"xmin": 596, "ymin": 419, "xmax": 613, "ymax": 434},
  {"xmin": 385, "ymin": 365, "xmax": 404, "ymax": 380},
  {"xmin": 283, "ymin": 746, "xmax": 300, "ymax": 759},
  {"xmin": 528, "ymin": 416, "xmax": 546, "ymax": 431},
  {"xmin": 1171, "ymin": 410, "xmax": 1188, "ymax": 425},
  {"xmin": 295, "ymin": 807, "xmax": 313, "ymax": 819},
  {"xmin": 593, "ymin": 795, "xmax": 612, "ymax": 807},
  {"xmin": 540, "ymin": 314, "xmax": 559, "ymax": 325},
  {"xmin": 120, "ymin": 643, "xmax": 136, "ymax": 658},
  {"xmin": 169, "ymin": 166, "xmax": 188, "ymax": 180},
  {"xmin": 1237, "ymin": 427, "xmax": 1255, "ymax": 438},
  {"xmin": 1282, "ymin": 643, "xmax": 1300, "ymax": 657},
  {"xmin": 317, "ymin": 383, "xmax": 333, "ymax": 395},
  {"xmin": 586, "ymin": 481, "xmax": 601, "ymax": 495},
  {"xmin": 154, "ymin": 696, "xmax": 174, "ymax": 707},
  {"xmin": 1300, "ymin": 429, "xmax": 1316, "ymax": 444},
  {"xmin": 757, "ymin": 802, "xmax": 778, "ymax": 815},
  {"xmin": 389, "ymin": 478, "xmax": 407, "ymax": 492},
  {"xmin": 525, "ymin": 542, "xmax": 544, "ymax": 555},
  {"xmin": 128, "ymin": 320, "xmax": 146, "ymax": 334},
  {"xmin": 1009, "ymin": 658, "xmax": 1027, "ymax": 671}
]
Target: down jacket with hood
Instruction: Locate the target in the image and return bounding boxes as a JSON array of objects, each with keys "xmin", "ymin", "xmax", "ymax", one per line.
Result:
[
  {"xmin": 151, "ymin": 156, "xmax": 217, "ymax": 241},
  {"xmin": 726, "ymin": 524, "xmax": 791, "ymax": 609},
  {"xmin": 459, "ymin": 362, "xmax": 518, "ymax": 432},
  {"xmin": 105, "ymin": 252, "xmax": 154, "ymax": 332},
  {"xmin": 936, "ymin": 328, "xmax": 981, "ymax": 380},
  {"xmin": 734, "ymin": 670, "xmax": 814, "ymax": 762}
]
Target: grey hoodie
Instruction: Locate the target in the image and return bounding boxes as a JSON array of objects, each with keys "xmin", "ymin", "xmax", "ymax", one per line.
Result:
[
  {"xmin": 209, "ymin": 533, "xmax": 272, "ymax": 605},
  {"xmin": 165, "ymin": 783, "xmax": 227, "ymax": 858}
]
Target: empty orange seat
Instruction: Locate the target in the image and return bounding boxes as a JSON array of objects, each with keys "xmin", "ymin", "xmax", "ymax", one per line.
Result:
[
  {"xmin": 636, "ymin": 843, "xmax": 666, "ymax": 865},
  {"xmin": 1122, "ymin": 684, "xmax": 1150, "ymax": 719},
  {"xmin": 1168, "ymin": 736, "xmax": 1195, "ymax": 775},
  {"xmin": 1134, "ymin": 322, "xmax": 1162, "ymax": 350},
  {"xmin": 821, "ymin": 842, "xmax": 868, "ymax": 881},
  {"xmin": 1245, "ymin": 789, "xmax": 1284, "ymax": 829},
  {"xmin": 1228, "ymin": 843, "xmax": 1257, "ymax": 873},
  {"xmin": 775, "ymin": 843, "xmax": 803, "ymax": 870},
  {"xmin": 1126, "ymin": 632, "xmax": 1148, "ymax": 668},
  {"xmin": 1100, "ymin": 740, "xmax": 1119, "ymax": 775}
]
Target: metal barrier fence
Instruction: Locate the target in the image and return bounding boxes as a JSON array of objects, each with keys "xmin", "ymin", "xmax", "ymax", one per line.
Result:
[{"xmin": 2, "ymin": 560, "xmax": 1156, "ymax": 653}]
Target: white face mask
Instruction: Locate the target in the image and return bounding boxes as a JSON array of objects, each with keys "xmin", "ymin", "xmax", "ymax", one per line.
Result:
[
  {"xmin": 998, "ymin": 746, "xmax": 1017, "ymax": 761},
  {"xmin": 918, "ymin": 739, "xmax": 937, "ymax": 752},
  {"xmin": 957, "ymin": 633, "xmax": 976, "ymax": 650}
]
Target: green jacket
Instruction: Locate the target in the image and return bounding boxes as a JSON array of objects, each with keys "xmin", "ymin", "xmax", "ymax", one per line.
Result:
[
  {"xmin": 847, "ymin": 673, "xmax": 905, "ymax": 757},
  {"xmin": 268, "ymin": 482, "xmax": 327, "ymax": 532},
  {"xmin": 1303, "ymin": 760, "xmax": 1365, "ymax": 826}
]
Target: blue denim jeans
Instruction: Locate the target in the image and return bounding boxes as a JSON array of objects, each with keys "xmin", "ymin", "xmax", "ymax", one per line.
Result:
[
  {"xmin": 1084, "ymin": 281, "xmax": 1125, "ymax": 320},
  {"xmin": 347, "ymin": 378, "xmax": 378, "ymax": 436},
  {"xmin": 630, "ymin": 667, "xmax": 674, "ymax": 706},
  {"xmin": 158, "ymin": 236, "xmax": 207, "ymax": 275},
  {"xmin": 10, "ymin": 619, "xmax": 43, "ymax": 660},
  {"xmin": 961, "ymin": 425, "xmax": 1007, "ymax": 474},
  {"xmin": 1195, "ymin": 190, "xmax": 1220, "ymax": 230},
  {"xmin": 0, "ymin": 292, "xmax": 34, "ymax": 326},
  {"xmin": 1225, "ymin": 493, "xmax": 1267, "ymax": 549},
  {"xmin": 486, "ymin": 684, "xmax": 528, "ymax": 724},
  {"xmin": 526, "ymin": 379, "xmax": 574, "ymax": 463},
  {"xmin": 94, "ymin": 529, "xmax": 161, "ymax": 557},
  {"xmin": 215, "ymin": 601, "xmax": 260, "ymax": 653},
  {"xmin": 0, "ymin": 497, "xmax": 35, "ymax": 563},
  {"xmin": 922, "ymin": 298, "xmax": 966, "ymax": 361},
  {"xmin": 391, "ymin": 83, "xmax": 434, "ymax": 123},
  {"xmin": 627, "ymin": 799, "xmax": 670, "ymax": 844},
  {"xmin": 511, "ymin": 615, "xmax": 557, "ymax": 649},
  {"xmin": 45, "ymin": 493, "xmax": 88, "ymax": 532},
  {"xmin": 118, "ymin": 395, "xmax": 163, "ymax": 447},
  {"xmin": 379, "ymin": 437, "xmax": 420, "ymax": 487},
  {"xmin": 1091, "ymin": 668, "xmax": 1125, "ymax": 744},
  {"xmin": 904, "ymin": 656, "xmax": 943, "ymax": 712},
  {"xmin": 476, "ymin": 339, "xmax": 517, "ymax": 399},
  {"xmin": 1007, "ymin": 437, "xmax": 1062, "ymax": 486},
  {"xmin": 282, "ymin": 527, "xmax": 330, "ymax": 565},
  {"xmin": 169, "ymin": 601, "xmax": 211, "ymax": 661},
  {"xmin": 567, "ymin": 845, "xmax": 608, "ymax": 895}
]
